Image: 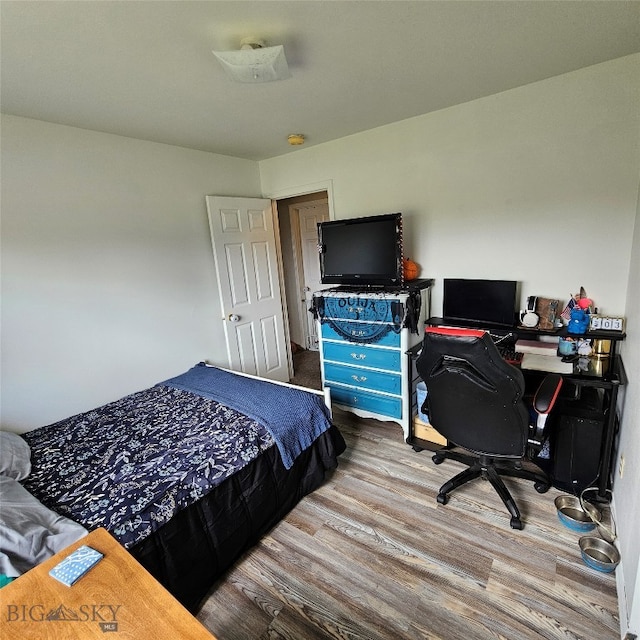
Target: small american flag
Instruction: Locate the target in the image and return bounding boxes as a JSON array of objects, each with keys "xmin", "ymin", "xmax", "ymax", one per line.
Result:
[{"xmin": 560, "ymin": 297, "xmax": 576, "ymax": 321}]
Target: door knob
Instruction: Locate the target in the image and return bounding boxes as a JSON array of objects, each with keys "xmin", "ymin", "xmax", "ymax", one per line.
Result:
[{"xmin": 228, "ymin": 314, "xmax": 240, "ymax": 322}]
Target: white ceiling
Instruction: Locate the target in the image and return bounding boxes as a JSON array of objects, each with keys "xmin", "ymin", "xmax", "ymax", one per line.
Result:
[{"xmin": 2, "ymin": 1, "xmax": 639, "ymax": 161}]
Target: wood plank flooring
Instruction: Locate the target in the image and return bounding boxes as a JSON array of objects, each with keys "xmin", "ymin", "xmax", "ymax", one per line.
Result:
[{"xmin": 197, "ymin": 410, "xmax": 619, "ymax": 640}]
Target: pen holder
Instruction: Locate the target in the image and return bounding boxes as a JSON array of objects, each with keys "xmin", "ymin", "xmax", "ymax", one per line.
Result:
[{"xmin": 592, "ymin": 339, "xmax": 611, "ymax": 359}]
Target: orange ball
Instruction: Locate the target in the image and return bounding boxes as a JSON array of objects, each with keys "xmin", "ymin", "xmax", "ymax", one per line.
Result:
[
  {"xmin": 578, "ymin": 298, "xmax": 592, "ymax": 310},
  {"xmin": 403, "ymin": 258, "xmax": 419, "ymax": 281}
]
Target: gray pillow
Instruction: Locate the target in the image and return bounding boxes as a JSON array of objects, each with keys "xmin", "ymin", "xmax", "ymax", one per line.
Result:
[{"xmin": 0, "ymin": 431, "xmax": 32, "ymax": 480}]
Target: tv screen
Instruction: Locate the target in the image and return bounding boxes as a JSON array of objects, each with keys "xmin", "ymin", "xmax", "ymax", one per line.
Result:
[
  {"xmin": 318, "ymin": 213, "xmax": 403, "ymax": 287},
  {"xmin": 442, "ymin": 279, "xmax": 518, "ymax": 327}
]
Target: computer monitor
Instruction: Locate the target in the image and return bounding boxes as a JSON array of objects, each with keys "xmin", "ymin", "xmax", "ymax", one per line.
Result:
[{"xmin": 442, "ymin": 279, "xmax": 518, "ymax": 328}]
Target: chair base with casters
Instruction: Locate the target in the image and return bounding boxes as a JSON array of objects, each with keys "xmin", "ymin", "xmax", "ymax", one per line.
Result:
[{"xmin": 431, "ymin": 448, "xmax": 552, "ymax": 530}]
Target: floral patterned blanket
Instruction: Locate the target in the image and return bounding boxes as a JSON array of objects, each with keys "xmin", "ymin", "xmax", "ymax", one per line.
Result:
[{"xmin": 22, "ymin": 384, "xmax": 276, "ymax": 548}]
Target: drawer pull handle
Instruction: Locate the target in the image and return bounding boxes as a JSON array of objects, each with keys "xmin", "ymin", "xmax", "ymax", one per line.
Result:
[
  {"xmin": 350, "ymin": 353, "xmax": 366, "ymax": 360},
  {"xmin": 351, "ymin": 375, "xmax": 367, "ymax": 383}
]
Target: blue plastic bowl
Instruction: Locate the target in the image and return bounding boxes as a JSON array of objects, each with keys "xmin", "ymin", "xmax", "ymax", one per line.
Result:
[{"xmin": 555, "ymin": 495, "xmax": 599, "ymax": 532}]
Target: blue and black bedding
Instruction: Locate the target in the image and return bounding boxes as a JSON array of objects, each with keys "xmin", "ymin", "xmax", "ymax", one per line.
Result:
[{"xmin": 15, "ymin": 364, "xmax": 345, "ymax": 610}]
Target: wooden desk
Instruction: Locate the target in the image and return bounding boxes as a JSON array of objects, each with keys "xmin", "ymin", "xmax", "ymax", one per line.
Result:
[{"xmin": 0, "ymin": 528, "xmax": 217, "ymax": 639}]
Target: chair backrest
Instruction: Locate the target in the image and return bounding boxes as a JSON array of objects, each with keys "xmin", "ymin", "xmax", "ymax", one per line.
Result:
[{"xmin": 416, "ymin": 327, "xmax": 529, "ymax": 458}]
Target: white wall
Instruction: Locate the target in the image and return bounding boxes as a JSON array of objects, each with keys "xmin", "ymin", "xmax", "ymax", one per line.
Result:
[
  {"xmin": 260, "ymin": 54, "xmax": 640, "ymax": 638},
  {"xmin": 615, "ymin": 193, "xmax": 640, "ymax": 636},
  {"xmin": 0, "ymin": 115, "xmax": 262, "ymax": 431},
  {"xmin": 261, "ymin": 55, "xmax": 639, "ymax": 319}
]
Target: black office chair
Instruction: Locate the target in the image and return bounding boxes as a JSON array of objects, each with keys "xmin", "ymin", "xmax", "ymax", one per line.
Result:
[{"xmin": 416, "ymin": 327, "xmax": 563, "ymax": 529}]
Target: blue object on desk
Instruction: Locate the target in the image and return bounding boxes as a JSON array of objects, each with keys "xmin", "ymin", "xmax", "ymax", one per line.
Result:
[
  {"xmin": 567, "ymin": 308, "xmax": 590, "ymax": 335},
  {"xmin": 558, "ymin": 338, "xmax": 576, "ymax": 356},
  {"xmin": 49, "ymin": 545, "xmax": 103, "ymax": 586}
]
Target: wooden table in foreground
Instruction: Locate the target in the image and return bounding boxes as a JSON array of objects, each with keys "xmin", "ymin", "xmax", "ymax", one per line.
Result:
[{"xmin": 0, "ymin": 527, "xmax": 217, "ymax": 639}]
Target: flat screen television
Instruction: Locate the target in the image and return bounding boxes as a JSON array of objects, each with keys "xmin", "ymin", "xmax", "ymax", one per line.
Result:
[
  {"xmin": 318, "ymin": 213, "xmax": 403, "ymax": 287},
  {"xmin": 442, "ymin": 278, "xmax": 518, "ymax": 328}
]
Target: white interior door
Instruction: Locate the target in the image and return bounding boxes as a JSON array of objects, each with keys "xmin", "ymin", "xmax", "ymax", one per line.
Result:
[
  {"xmin": 295, "ymin": 200, "xmax": 329, "ymax": 350},
  {"xmin": 206, "ymin": 196, "xmax": 289, "ymax": 381}
]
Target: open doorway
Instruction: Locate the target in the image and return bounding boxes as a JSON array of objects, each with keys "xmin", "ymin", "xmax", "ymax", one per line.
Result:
[{"xmin": 275, "ymin": 191, "xmax": 329, "ymax": 387}]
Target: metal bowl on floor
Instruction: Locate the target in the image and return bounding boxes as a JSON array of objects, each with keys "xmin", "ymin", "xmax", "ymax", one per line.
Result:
[
  {"xmin": 579, "ymin": 536, "xmax": 620, "ymax": 573},
  {"xmin": 555, "ymin": 495, "xmax": 600, "ymax": 532}
]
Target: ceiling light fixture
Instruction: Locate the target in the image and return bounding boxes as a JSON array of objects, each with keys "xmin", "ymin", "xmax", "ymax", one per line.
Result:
[
  {"xmin": 288, "ymin": 134, "xmax": 305, "ymax": 146},
  {"xmin": 212, "ymin": 37, "xmax": 291, "ymax": 83}
]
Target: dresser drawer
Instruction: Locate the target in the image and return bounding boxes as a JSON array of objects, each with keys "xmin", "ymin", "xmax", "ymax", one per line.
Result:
[
  {"xmin": 320, "ymin": 322, "xmax": 401, "ymax": 348},
  {"xmin": 322, "ymin": 340, "xmax": 401, "ymax": 370},
  {"xmin": 324, "ymin": 362, "xmax": 401, "ymax": 394},
  {"xmin": 328, "ymin": 384, "xmax": 403, "ymax": 419}
]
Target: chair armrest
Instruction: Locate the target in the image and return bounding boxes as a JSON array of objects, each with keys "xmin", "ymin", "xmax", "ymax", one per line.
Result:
[{"xmin": 533, "ymin": 374, "xmax": 563, "ymax": 415}]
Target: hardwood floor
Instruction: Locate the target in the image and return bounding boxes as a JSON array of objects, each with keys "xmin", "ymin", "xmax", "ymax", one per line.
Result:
[
  {"xmin": 197, "ymin": 409, "xmax": 619, "ymax": 640},
  {"xmin": 288, "ymin": 348, "xmax": 324, "ymax": 391}
]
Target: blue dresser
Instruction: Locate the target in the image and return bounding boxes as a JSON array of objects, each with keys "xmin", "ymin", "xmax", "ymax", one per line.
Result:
[{"xmin": 314, "ymin": 287, "xmax": 430, "ymax": 439}]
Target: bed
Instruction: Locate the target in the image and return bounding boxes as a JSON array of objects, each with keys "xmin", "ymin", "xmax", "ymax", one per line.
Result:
[{"xmin": 2, "ymin": 363, "xmax": 345, "ymax": 611}]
